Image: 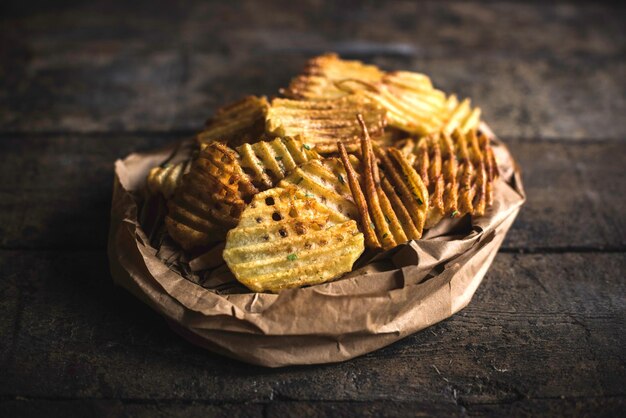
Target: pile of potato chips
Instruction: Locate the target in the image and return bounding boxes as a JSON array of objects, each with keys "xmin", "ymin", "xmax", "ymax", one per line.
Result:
[{"xmin": 144, "ymin": 53, "xmax": 498, "ymax": 293}]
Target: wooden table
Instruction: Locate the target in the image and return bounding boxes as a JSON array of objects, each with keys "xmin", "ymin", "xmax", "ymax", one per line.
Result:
[{"xmin": 1, "ymin": 1, "xmax": 624, "ymax": 416}]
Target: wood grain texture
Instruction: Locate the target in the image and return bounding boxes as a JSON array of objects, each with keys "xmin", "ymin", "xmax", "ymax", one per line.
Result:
[
  {"xmin": 0, "ymin": 400, "xmax": 264, "ymax": 418},
  {"xmin": 1, "ymin": 135, "xmax": 624, "ymax": 251},
  {"xmin": 1, "ymin": 1, "xmax": 624, "ymax": 138},
  {"xmin": 266, "ymin": 399, "xmax": 626, "ymax": 418},
  {"xmin": 1, "ymin": 1, "xmax": 624, "ymax": 416},
  {"xmin": 1, "ymin": 251, "xmax": 623, "ymax": 411},
  {"xmin": 1, "ymin": 398, "xmax": 624, "ymax": 417}
]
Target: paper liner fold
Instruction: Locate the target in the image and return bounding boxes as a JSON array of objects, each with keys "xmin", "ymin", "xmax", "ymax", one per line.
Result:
[{"xmin": 108, "ymin": 126, "xmax": 525, "ymax": 367}]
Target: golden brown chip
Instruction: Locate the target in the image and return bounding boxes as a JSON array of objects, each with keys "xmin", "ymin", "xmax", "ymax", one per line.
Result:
[
  {"xmin": 166, "ymin": 138, "xmax": 321, "ymax": 250},
  {"xmin": 415, "ymin": 136, "xmax": 445, "ymax": 228},
  {"xmin": 477, "ymin": 131, "xmax": 499, "ymax": 207},
  {"xmin": 440, "ymin": 132, "xmax": 459, "ymax": 216},
  {"xmin": 147, "ymin": 159, "xmax": 191, "ymax": 199},
  {"xmin": 237, "ymin": 137, "xmax": 319, "ymax": 189},
  {"xmin": 166, "ymin": 142, "xmax": 255, "ymax": 250},
  {"xmin": 386, "ymin": 147, "xmax": 430, "ymax": 236},
  {"xmin": 266, "ymin": 95, "xmax": 386, "ymax": 154},
  {"xmin": 336, "ymin": 77, "xmax": 445, "ymax": 136},
  {"xmin": 196, "ymin": 96, "xmax": 269, "ymax": 147},
  {"xmin": 280, "ymin": 157, "xmax": 358, "ymax": 222},
  {"xmin": 281, "ymin": 53, "xmax": 384, "ymax": 100},
  {"xmin": 338, "ymin": 140, "xmax": 381, "ymax": 249},
  {"xmin": 375, "ymin": 145, "xmax": 428, "ymax": 236},
  {"xmin": 400, "ymin": 128, "xmax": 499, "ymax": 224},
  {"xmin": 358, "ymin": 115, "xmax": 396, "ymax": 249},
  {"xmin": 380, "ymin": 176, "xmax": 420, "ymax": 241},
  {"xmin": 442, "ymin": 95, "xmax": 481, "ymax": 135},
  {"xmin": 223, "ymin": 186, "xmax": 364, "ymax": 293},
  {"xmin": 281, "ymin": 54, "xmax": 482, "ymax": 136},
  {"xmin": 337, "ymin": 117, "xmax": 430, "ymax": 250}
]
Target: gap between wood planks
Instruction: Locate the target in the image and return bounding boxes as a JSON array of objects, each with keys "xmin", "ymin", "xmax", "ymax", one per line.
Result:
[{"xmin": 1, "ymin": 393, "xmax": 624, "ymax": 404}]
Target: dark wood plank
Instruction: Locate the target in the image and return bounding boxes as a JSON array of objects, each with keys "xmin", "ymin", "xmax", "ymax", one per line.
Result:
[
  {"xmin": 266, "ymin": 398, "xmax": 626, "ymax": 418},
  {"xmin": 467, "ymin": 397, "xmax": 626, "ymax": 418},
  {"xmin": 1, "ymin": 398, "xmax": 623, "ymax": 417},
  {"xmin": 1, "ymin": 135, "xmax": 624, "ymax": 251},
  {"xmin": 1, "ymin": 251, "xmax": 623, "ymax": 406},
  {"xmin": 0, "ymin": 134, "xmax": 177, "ymax": 249},
  {"xmin": 502, "ymin": 140, "xmax": 626, "ymax": 251},
  {"xmin": 1, "ymin": 1, "xmax": 624, "ymax": 138},
  {"xmin": 269, "ymin": 401, "xmax": 464, "ymax": 417},
  {"xmin": 0, "ymin": 400, "xmax": 263, "ymax": 418}
]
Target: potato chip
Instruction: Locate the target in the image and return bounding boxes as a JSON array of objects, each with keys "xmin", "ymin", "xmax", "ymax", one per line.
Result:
[
  {"xmin": 282, "ymin": 53, "xmax": 384, "ymax": 100},
  {"xmin": 266, "ymin": 95, "xmax": 386, "ymax": 153},
  {"xmin": 237, "ymin": 137, "xmax": 319, "ymax": 189},
  {"xmin": 399, "ymin": 128, "xmax": 499, "ymax": 223},
  {"xmin": 223, "ymin": 186, "xmax": 365, "ymax": 293},
  {"xmin": 280, "ymin": 157, "xmax": 359, "ymax": 222},
  {"xmin": 415, "ymin": 136, "xmax": 445, "ymax": 229},
  {"xmin": 338, "ymin": 141, "xmax": 380, "ymax": 249},
  {"xmin": 336, "ymin": 76, "xmax": 447, "ymax": 136},
  {"xmin": 338, "ymin": 117, "xmax": 429, "ymax": 250},
  {"xmin": 281, "ymin": 54, "xmax": 482, "ymax": 136},
  {"xmin": 166, "ymin": 142, "xmax": 255, "ymax": 249},
  {"xmin": 442, "ymin": 95, "xmax": 481, "ymax": 135},
  {"xmin": 166, "ymin": 138, "xmax": 321, "ymax": 250},
  {"xmin": 375, "ymin": 145, "xmax": 428, "ymax": 237},
  {"xmin": 147, "ymin": 159, "xmax": 191, "ymax": 199},
  {"xmin": 196, "ymin": 96, "xmax": 269, "ymax": 147}
]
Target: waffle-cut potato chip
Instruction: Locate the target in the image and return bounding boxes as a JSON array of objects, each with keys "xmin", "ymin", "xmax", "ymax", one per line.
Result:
[
  {"xmin": 196, "ymin": 96, "xmax": 269, "ymax": 147},
  {"xmin": 147, "ymin": 160, "xmax": 191, "ymax": 199},
  {"xmin": 375, "ymin": 146, "xmax": 427, "ymax": 238},
  {"xmin": 442, "ymin": 95, "xmax": 481, "ymax": 135},
  {"xmin": 398, "ymin": 128, "xmax": 499, "ymax": 225},
  {"xmin": 371, "ymin": 127, "xmax": 407, "ymax": 150},
  {"xmin": 282, "ymin": 54, "xmax": 482, "ymax": 136},
  {"xmin": 338, "ymin": 141, "xmax": 380, "ymax": 249},
  {"xmin": 237, "ymin": 137, "xmax": 319, "ymax": 189},
  {"xmin": 280, "ymin": 157, "xmax": 359, "ymax": 222},
  {"xmin": 282, "ymin": 53, "xmax": 384, "ymax": 100},
  {"xmin": 166, "ymin": 138, "xmax": 321, "ymax": 250},
  {"xmin": 223, "ymin": 186, "xmax": 365, "ymax": 293},
  {"xmin": 338, "ymin": 117, "xmax": 429, "ymax": 250},
  {"xmin": 336, "ymin": 77, "xmax": 447, "ymax": 136},
  {"xmin": 414, "ymin": 136, "xmax": 445, "ymax": 229},
  {"xmin": 166, "ymin": 142, "xmax": 257, "ymax": 249},
  {"xmin": 266, "ymin": 95, "xmax": 386, "ymax": 153}
]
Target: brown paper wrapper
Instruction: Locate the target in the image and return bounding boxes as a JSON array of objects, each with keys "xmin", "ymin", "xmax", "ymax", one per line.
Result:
[{"xmin": 108, "ymin": 124, "xmax": 525, "ymax": 367}]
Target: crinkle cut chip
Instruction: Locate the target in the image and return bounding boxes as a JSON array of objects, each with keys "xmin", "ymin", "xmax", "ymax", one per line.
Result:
[
  {"xmin": 165, "ymin": 138, "xmax": 321, "ymax": 250},
  {"xmin": 165, "ymin": 142, "xmax": 257, "ymax": 250},
  {"xmin": 266, "ymin": 95, "xmax": 386, "ymax": 154},
  {"xmin": 281, "ymin": 53, "xmax": 384, "ymax": 100},
  {"xmin": 338, "ymin": 116, "xmax": 429, "ymax": 250},
  {"xmin": 280, "ymin": 157, "xmax": 359, "ymax": 222},
  {"xmin": 237, "ymin": 137, "xmax": 320, "ymax": 190},
  {"xmin": 223, "ymin": 186, "xmax": 365, "ymax": 293},
  {"xmin": 147, "ymin": 159, "xmax": 191, "ymax": 199},
  {"xmin": 281, "ymin": 54, "xmax": 482, "ymax": 136},
  {"xmin": 442, "ymin": 95, "xmax": 482, "ymax": 136},
  {"xmin": 196, "ymin": 96, "xmax": 269, "ymax": 147},
  {"xmin": 398, "ymin": 128, "xmax": 499, "ymax": 226}
]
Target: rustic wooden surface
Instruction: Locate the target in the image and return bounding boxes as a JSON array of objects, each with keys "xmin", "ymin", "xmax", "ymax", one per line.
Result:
[{"xmin": 1, "ymin": 1, "xmax": 624, "ymax": 417}]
